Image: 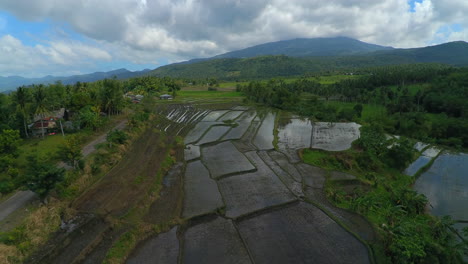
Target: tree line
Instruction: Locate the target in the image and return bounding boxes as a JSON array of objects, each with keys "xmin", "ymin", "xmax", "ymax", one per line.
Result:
[{"xmin": 240, "ymin": 64, "xmax": 468, "ymax": 149}]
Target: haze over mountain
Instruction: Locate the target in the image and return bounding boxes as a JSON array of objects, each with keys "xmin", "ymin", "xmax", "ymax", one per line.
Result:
[
  {"xmin": 0, "ymin": 68, "xmax": 150, "ymax": 92},
  {"xmin": 3, "ymin": 37, "xmax": 468, "ymax": 91}
]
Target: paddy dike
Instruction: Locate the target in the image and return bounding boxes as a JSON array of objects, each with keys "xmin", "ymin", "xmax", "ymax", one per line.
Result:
[{"xmin": 129, "ymin": 106, "xmax": 373, "ymax": 264}]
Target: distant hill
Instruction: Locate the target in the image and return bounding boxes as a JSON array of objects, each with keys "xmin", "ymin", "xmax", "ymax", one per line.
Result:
[
  {"xmin": 0, "ymin": 68, "xmax": 150, "ymax": 92},
  {"xmin": 213, "ymin": 37, "xmax": 394, "ymax": 58},
  {"xmin": 151, "ymin": 40, "xmax": 468, "ymax": 80}
]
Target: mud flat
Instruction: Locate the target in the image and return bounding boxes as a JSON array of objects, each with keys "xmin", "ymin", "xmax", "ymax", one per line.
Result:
[
  {"xmin": 253, "ymin": 112, "xmax": 276, "ymax": 150},
  {"xmin": 182, "ymin": 217, "xmax": 251, "ymax": 264},
  {"xmin": 201, "ymin": 110, "xmax": 230, "ymax": 121},
  {"xmin": 222, "ymin": 111, "xmax": 257, "ymax": 140},
  {"xmin": 311, "ymin": 122, "xmax": 361, "ymax": 151},
  {"xmin": 277, "ymin": 118, "xmax": 313, "ymax": 162},
  {"xmin": 201, "ymin": 141, "xmax": 255, "ymax": 179},
  {"xmin": 184, "ymin": 145, "xmax": 200, "ymax": 161},
  {"xmin": 218, "ymin": 151, "xmax": 296, "ymax": 218},
  {"xmin": 218, "ymin": 110, "xmax": 244, "ymax": 121},
  {"xmin": 183, "ymin": 161, "xmax": 224, "ymax": 218},
  {"xmin": 184, "ymin": 121, "xmax": 222, "ymax": 144},
  {"xmin": 126, "ymin": 227, "xmax": 179, "ymax": 264},
  {"xmin": 195, "ymin": 126, "xmax": 231, "ymax": 145},
  {"xmin": 237, "ymin": 202, "xmax": 370, "ymax": 264}
]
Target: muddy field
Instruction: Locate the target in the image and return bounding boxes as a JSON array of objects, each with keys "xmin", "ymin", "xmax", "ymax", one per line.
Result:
[{"xmin": 27, "ymin": 103, "xmax": 371, "ymax": 264}]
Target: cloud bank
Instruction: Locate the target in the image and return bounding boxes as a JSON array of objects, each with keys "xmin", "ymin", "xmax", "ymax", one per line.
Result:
[{"xmin": 0, "ymin": 0, "xmax": 467, "ymax": 76}]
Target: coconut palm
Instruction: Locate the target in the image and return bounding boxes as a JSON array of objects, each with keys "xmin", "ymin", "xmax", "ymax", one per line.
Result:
[
  {"xmin": 13, "ymin": 86, "xmax": 30, "ymax": 138},
  {"xmin": 33, "ymin": 85, "xmax": 48, "ymax": 138}
]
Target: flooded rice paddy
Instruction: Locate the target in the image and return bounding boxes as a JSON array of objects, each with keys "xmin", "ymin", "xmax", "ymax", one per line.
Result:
[
  {"xmin": 127, "ymin": 106, "xmax": 371, "ymax": 263},
  {"xmin": 414, "ymin": 153, "xmax": 468, "ymax": 221}
]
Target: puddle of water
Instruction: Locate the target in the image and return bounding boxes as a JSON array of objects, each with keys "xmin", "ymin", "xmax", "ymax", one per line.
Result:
[
  {"xmin": 184, "ymin": 145, "xmax": 200, "ymax": 161},
  {"xmin": 404, "ymin": 156, "xmax": 431, "ymax": 176},
  {"xmin": 201, "ymin": 110, "xmax": 230, "ymax": 122},
  {"xmin": 422, "ymin": 147, "xmax": 440, "ymax": 158},
  {"xmin": 414, "ymin": 153, "xmax": 468, "ymax": 221},
  {"xmin": 183, "ymin": 217, "xmax": 251, "ymax": 264},
  {"xmin": 184, "ymin": 122, "xmax": 223, "ymax": 144},
  {"xmin": 127, "ymin": 227, "xmax": 179, "ymax": 264},
  {"xmin": 311, "ymin": 122, "xmax": 361, "ymax": 151},
  {"xmin": 196, "ymin": 126, "xmax": 231, "ymax": 145},
  {"xmin": 414, "ymin": 142, "xmax": 429, "ymax": 152},
  {"xmin": 237, "ymin": 202, "xmax": 370, "ymax": 264},
  {"xmin": 253, "ymin": 112, "xmax": 276, "ymax": 150},
  {"xmin": 218, "ymin": 151, "xmax": 296, "ymax": 218},
  {"xmin": 222, "ymin": 111, "xmax": 257, "ymax": 140},
  {"xmin": 201, "ymin": 141, "xmax": 255, "ymax": 179},
  {"xmin": 218, "ymin": 111, "xmax": 244, "ymax": 121},
  {"xmin": 183, "ymin": 161, "xmax": 224, "ymax": 218},
  {"xmin": 278, "ymin": 118, "xmax": 313, "ymax": 162}
]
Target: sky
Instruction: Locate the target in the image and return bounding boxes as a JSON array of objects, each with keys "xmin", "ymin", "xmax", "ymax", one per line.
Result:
[{"xmin": 0, "ymin": 0, "xmax": 467, "ymax": 77}]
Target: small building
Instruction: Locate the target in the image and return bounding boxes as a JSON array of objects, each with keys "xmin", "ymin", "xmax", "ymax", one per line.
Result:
[
  {"xmin": 31, "ymin": 117, "xmax": 57, "ymax": 136},
  {"xmin": 160, "ymin": 94, "xmax": 173, "ymax": 100},
  {"xmin": 30, "ymin": 108, "xmax": 66, "ymax": 136}
]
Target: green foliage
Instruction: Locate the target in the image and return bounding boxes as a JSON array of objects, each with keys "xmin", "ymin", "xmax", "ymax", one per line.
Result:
[
  {"xmin": 77, "ymin": 105, "xmax": 101, "ymax": 130},
  {"xmin": 57, "ymin": 135, "xmax": 83, "ymax": 169},
  {"xmin": 25, "ymin": 155, "xmax": 65, "ymax": 200},
  {"xmin": 0, "ymin": 129, "xmax": 21, "ymax": 155},
  {"xmin": 355, "ymin": 125, "xmax": 387, "ymax": 156},
  {"xmin": 106, "ymin": 129, "xmax": 128, "ymax": 145}
]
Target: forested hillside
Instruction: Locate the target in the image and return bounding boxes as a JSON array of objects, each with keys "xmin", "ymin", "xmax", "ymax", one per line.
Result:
[{"xmin": 151, "ymin": 41, "xmax": 468, "ymax": 80}]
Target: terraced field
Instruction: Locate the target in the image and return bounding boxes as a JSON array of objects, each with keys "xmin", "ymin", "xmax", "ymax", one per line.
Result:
[
  {"xmin": 26, "ymin": 102, "xmax": 371, "ymax": 264},
  {"xmin": 128, "ymin": 106, "xmax": 372, "ymax": 264}
]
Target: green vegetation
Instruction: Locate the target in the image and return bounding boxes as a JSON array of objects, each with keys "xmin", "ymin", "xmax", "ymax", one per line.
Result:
[
  {"xmin": 150, "ymin": 40, "xmax": 468, "ymax": 80},
  {"xmin": 241, "ymin": 64, "xmax": 468, "ymax": 150},
  {"xmin": 302, "ymin": 125, "xmax": 468, "ymax": 263}
]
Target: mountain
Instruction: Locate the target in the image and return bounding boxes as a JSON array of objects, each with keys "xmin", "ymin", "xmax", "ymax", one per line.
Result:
[
  {"xmin": 213, "ymin": 37, "xmax": 394, "ymax": 58},
  {"xmin": 0, "ymin": 68, "xmax": 150, "ymax": 92},
  {"xmin": 150, "ymin": 40, "xmax": 468, "ymax": 80}
]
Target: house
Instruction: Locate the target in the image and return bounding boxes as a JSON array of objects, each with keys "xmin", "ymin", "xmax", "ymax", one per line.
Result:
[
  {"xmin": 30, "ymin": 108, "xmax": 66, "ymax": 136},
  {"xmin": 160, "ymin": 94, "xmax": 173, "ymax": 100},
  {"xmin": 30, "ymin": 117, "xmax": 57, "ymax": 136}
]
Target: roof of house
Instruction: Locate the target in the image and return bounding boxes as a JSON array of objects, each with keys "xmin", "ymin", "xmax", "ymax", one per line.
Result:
[{"xmin": 33, "ymin": 108, "xmax": 65, "ymax": 122}]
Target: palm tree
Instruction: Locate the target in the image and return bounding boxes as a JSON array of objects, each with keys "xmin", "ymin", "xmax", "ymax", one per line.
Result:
[
  {"xmin": 34, "ymin": 85, "xmax": 48, "ymax": 138},
  {"xmin": 14, "ymin": 86, "xmax": 30, "ymax": 138}
]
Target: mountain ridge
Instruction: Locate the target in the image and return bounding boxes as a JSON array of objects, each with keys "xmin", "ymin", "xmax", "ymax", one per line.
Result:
[
  {"xmin": 150, "ymin": 39, "xmax": 468, "ymax": 80},
  {"xmin": 0, "ymin": 68, "xmax": 150, "ymax": 92}
]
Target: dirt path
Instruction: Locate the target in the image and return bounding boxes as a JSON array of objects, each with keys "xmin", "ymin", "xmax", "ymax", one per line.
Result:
[
  {"xmin": 81, "ymin": 120, "xmax": 127, "ymax": 157},
  {"xmin": 0, "ymin": 190, "xmax": 37, "ymax": 222},
  {"xmin": 0, "ymin": 120, "xmax": 127, "ymax": 230}
]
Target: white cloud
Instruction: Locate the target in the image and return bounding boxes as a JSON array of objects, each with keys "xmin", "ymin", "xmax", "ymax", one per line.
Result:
[
  {"xmin": 0, "ymin": 0, "xmax": 468, "ymax": 76},
  {"xmin": 0, "ymin": 34, "xmax": 112, "ymax": 77}
]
